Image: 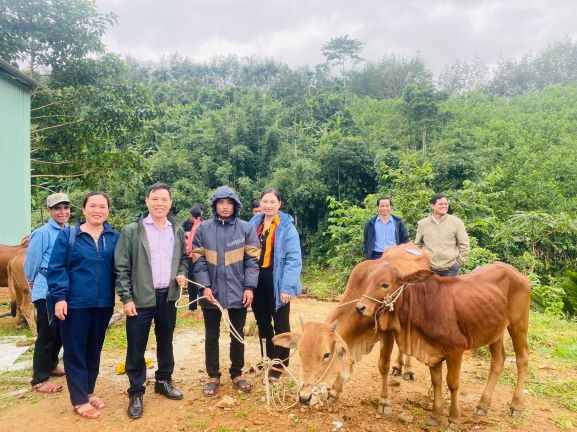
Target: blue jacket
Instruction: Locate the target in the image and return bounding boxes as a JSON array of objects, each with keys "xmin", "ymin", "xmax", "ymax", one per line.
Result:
[
  {"xmin": 363, "ymin": 214, "xmax": 409, "ymax": 259},
  {"xmin": 24, "ymin": 218, "xmax": 68, "ymax": 302},
  {"xmin": 250, "ymin": 211, "xmax": 302, "ymax": 310},
  {"xmin": 47, "ymin": 222, "xmax": 119, "ymax": 309}
]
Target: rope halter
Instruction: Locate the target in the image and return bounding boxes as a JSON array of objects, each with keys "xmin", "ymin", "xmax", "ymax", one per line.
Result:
[{"xmin": 361, "ymin": 283, "xmax": 407, "ymax": 312}]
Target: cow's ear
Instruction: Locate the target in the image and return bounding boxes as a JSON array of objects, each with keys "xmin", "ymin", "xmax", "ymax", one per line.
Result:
[
  {"xmin": 401, "ymin": 269, "xmax": 433, "ymax": 284},
  {"xmin": 273, "ymin": 332, "xmax": 300, "ymax": 349},
  {"xmin": 334, "ymin": 333, "xmax": 353, "ymax": 366}
]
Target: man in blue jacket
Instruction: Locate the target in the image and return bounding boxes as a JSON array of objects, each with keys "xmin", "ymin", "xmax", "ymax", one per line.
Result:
[
  {"xmin": 192, "ymin": 186, "xmax": 260, "ymax": 396},
  {"xmin": 363, "ymin": 196, "xmax": 410, "ymax": 259},
  {"xmin": 24, "ymin": 192, "xmax": 70, "ymax": 393}
]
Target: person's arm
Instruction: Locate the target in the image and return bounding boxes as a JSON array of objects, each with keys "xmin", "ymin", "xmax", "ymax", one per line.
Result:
[
  {"xmin": 455, "ymin": 220, "xmax": 470, "ymax": 265},
  {"xmin": 414, "ymin": 221, "xmax": 424, "ymax": 248},
  {"xmin": 24, "ymin": 230, "xmax": 45, "ymax": 284},
  {"xmin": 279, "ymin": 224, "xmax": 302, "ymax": 301},
  {"xmin": 175, "ymin": 226, "xmax": 189, "ymax": 286},
  {"xmin": 114, "ymin": 228, "xmax": 134, "ymax": 305},
  {"xmin": 243, "ymin": 225, "xmax": 261, "ymax": 291},
  {"xmin": 191, "ymin": 225, "xmax": 216, "ymax": 304},
  {"xmin": 46, "ymin": 230, "xmax": 70, "ymax": 320}
]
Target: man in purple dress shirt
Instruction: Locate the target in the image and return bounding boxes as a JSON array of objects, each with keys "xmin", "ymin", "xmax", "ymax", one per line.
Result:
[{"xmin": 115, "ymin": 183, "xmax": 188, "ymax": 419}]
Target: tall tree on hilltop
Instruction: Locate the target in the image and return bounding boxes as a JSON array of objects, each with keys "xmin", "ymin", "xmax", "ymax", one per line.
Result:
[{"xmin": 321, "ymin": 35, "xmax": 365, "ymax": 89}]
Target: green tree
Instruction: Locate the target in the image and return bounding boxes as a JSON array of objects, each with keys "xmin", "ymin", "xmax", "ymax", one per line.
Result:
[
  {"xmin": 321, "ymin": 35, "xmax": 365, "ymax": 88},
  {"xmin": 0, "ymin": 0, "xmax": 116, "ymax": 73}
]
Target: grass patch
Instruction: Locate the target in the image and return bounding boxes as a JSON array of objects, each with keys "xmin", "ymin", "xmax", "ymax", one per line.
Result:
[
  {"xmin": 301, "ymin": 265, "xmax": 341, "ymax": 299},
  {"xmin": 528, "ymin": 312, "xmax": 577, "ymax": 365},
  {"xmin": 551, "ymin": 414, "xmax": 576, "ymax": 430},
  {"xmin": 526, "ymin": 376, "xmax": 577, "ymax": 412}
]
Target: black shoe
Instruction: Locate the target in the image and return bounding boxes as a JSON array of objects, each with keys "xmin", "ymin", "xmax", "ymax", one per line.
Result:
[
  {"xmin": 154, "ymin": 380, "xmax": 183, "ymax": 400},
  {"xmin": 128, "ymin": 395, "xmax": 143, "ymax": 419}
]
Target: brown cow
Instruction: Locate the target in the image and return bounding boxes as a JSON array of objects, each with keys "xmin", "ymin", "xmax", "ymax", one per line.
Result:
[
  {"xmin": 355, "ymin": 261, "xmax": 530, "ymax": 428},
  {"xmin": 0, "ymin": 236, "xmax": 29, "ymax": 287},
  {"xmin": 274, "ymin": 244, "xmax": 431, "ymax": 412},
  {"xmin": 7, "ymin": 250, "xmax": 37, "ymax": 336}
]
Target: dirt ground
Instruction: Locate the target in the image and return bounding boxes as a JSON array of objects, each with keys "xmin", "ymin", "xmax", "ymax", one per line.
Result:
[{"xmin": 0, "ymin": 295, "xmax": 575, "ymax": 432}]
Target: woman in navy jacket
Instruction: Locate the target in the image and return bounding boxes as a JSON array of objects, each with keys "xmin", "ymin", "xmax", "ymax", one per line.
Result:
[
  {"xmin": 249, "ymin": 188, "xmax": 302, "ymax": 379},
  {"xmin": 47, "ymin": 192, "xmax": 119, "ymax": 419}
]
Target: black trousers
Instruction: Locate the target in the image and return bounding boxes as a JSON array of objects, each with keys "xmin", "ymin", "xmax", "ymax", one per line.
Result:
[
  {"xmin": 59, "ymin": 307, "xmax": 112, "ymax": 405},
  {"xmin": 202, "ymin": 306, "xmax": 247, "ymax": 379},
  {"xmin": 31, "ymin": 299, "xmax": 62, "ymax": 386},
  {"xmin": 125, "ymin": 293, "xmax": 177, "ymax": 396},
  {"xmin": 252, "ymin": 268, "xmax": 291, "ymax": 377}
]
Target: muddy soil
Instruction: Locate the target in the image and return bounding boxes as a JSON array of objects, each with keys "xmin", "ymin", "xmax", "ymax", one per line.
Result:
[{"xmin": 0, "ymin": 296, "xmax": 575, "ymax": 432}]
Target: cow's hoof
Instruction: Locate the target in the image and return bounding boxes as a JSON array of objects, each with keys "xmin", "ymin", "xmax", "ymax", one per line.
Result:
[
  {"xmin": 10, "ymin": 302, "xmax": 16, "ymax": 317},
  {"xmin": 446, "ymin": 421, "xmax": 460, "ymax": 430},
  {"xmin": 426, "ymin": 417, "xmax": 439, "ymax": 427},
  {"xmin": 327, "ymin": 392, "xmax": 339, "ymax": 405},
  {"xmin": 509, "ymin": 407, "xmax": 522, "ymax": 418},
  {"xmin": 403, "ymin": 371, "xmax": 415, "ymax": 381},
  {"xmin": 391, "ymin": 366, "xmax": 402, "ymax": 376},
  {"xmin": 474, "ymin": 407, "xmax": 487, "ymax": 416},
  {"xmin": 377, "ymin": 404, "xmax": 392, "ymax": 416}
]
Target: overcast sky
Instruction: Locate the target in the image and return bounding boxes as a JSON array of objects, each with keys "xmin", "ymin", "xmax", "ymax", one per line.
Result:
[{"xmin": 95, "ymin": 0, "xmax": 577, "ymax": 74}]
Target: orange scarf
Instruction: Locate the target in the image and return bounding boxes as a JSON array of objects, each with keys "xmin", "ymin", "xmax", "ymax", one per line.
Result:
[{"xmin": 257, "ymin": 215, "xmax": 280, "ymax": 269}]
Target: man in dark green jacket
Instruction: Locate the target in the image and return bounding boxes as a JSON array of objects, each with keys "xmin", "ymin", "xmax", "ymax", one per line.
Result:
[{"xmin": 115, "ymin": 183, "xmax": 188, "ymax": 419}]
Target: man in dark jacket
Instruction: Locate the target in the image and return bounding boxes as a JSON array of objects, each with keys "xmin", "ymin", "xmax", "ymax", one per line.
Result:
[
  {"xmin": 363, "ymin": 196, "xmax": 410, "ymax": 259},
  {"xmin": 192, "ymin": 186, "xmax": 260, "ymax": 396},
  {"xmin": 115, "ymin": 183, "xmax": 188, "ymax": 419}
]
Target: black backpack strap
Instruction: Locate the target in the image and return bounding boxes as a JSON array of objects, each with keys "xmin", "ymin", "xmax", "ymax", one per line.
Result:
[{"xmin": 66, "ymin": 225, "xmax": 77, "ymax": 269}]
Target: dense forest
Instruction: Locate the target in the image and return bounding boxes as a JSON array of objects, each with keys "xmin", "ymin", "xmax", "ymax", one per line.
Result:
[{"xmin": 1, "ymin": 0, "xmax": 576, "ymax": 317}]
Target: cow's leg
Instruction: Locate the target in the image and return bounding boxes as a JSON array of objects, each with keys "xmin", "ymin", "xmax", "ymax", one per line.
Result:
[
  {"xmin": 328, "ymin": 374, "xmax": 344, "ymax": 404},
  {"xmin": 508, "ymin": 324, "xmax": 529, "ymax": 417},
  {"xmin": 377, "ymin": 332, "xmax": 394, "ymax": 415},
  {"xmin": 475, "ymin": 337, "xmax": 505, "ymax": 416},
  {"xmin": 426, "ymin": 363, "xmax": 443, "ymax": 427},
  {"xmin": 392, "ymin": 347, "xmax": 403, "ymax": 376},
  {"xmin": 446, "ymin": 353, "xmax": 463, "ymax": 428},
  {"xmin": 7, "ymin": 270, "xmax": 23, "ymax": 328},
  {"xmin": 20, "ymin": 290, "xmax": 37, "ymax": 336},
  {"xmin": 402, "ymin": 354, "xmax": 415, "ymax": 381}
]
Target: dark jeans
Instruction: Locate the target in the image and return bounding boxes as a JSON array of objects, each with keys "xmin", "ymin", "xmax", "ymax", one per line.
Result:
[
  {"xmin": 252, "ymin": 268, "xmax": 290, "ymax": 377},
  {"xmin": 59, "ymin": 307, "xmax": 113, "ymax": 405},
  {"xmin": 125, "ymin": 293, "xmax": 177, "ymax": 396},
  {"xmin": 370, "ymin": 250, "xmax": 383, "ymax": 260},
  {"xmin": 202, "ymin": 306, "xmax": 247, "ymax": 379},
  {"xmin": 31, "ymin": 299, "xmax": 62, "ymax": 386},
  {"xmin": 433, "ymin": 262, "xmax": 461, "ymax": 277}
]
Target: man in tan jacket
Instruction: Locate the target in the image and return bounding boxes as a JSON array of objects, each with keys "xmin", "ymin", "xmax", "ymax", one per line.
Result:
[{"xmin": 415, "ymin": 193, "xmax": 470, "ymax": 276}]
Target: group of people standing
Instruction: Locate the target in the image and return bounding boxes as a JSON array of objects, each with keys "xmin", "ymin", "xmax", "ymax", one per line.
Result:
[
  {"xmin": 363, "ymin": 193, "xmax": 470, "ymax": 275},
  {"xmin": 23, "ymin": 183, "xmax": 303, "ymax": 420}
]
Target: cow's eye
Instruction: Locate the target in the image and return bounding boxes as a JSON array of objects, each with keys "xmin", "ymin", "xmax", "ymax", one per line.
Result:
[
  {"xmin": 322, "ymin": 352, "xmax": 331, "ymax": 360},
  {"xmin": 381, "ymin": 283, "xmax": 389, "ymax": 289}
]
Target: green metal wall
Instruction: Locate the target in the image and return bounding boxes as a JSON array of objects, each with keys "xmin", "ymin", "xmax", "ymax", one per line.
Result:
[{"xmin": 0, "ymin": 74, "xmax": 31, "ymax": 245}]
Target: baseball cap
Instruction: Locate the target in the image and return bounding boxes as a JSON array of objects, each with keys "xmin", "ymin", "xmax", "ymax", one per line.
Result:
[{"xmin": 47, "ymin": 193, "xmax": 70, "ymax": 208}]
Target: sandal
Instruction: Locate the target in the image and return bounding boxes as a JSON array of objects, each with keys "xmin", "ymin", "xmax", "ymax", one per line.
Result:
[
  {"xmin": 202, "ymin": 380, "xmax": 220, "ymax": 397},
  {"xmin": 232, "ymin": 377, "xmax": 252, "ymax": 393},
  {"xmin": 89, "ymin": 394, "xmax": 106, "ymax": 409},
  {"xmin": 32, "ymin": 381, "xmax": 63, "ymax": 393},
  {"xmin": 73, "ymin": 403, "xmax": 101, "ymax": 419}
]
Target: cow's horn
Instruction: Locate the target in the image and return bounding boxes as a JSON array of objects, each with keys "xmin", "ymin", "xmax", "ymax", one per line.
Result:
[{"xmin": 330, "ymin": 319, "xmax": 338, "ymax": 331}]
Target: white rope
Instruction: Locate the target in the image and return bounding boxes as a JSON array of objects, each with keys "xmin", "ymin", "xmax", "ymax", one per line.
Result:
[
  {"xmin": 176, "ymin": 278, "xmax": 245, "ymax": 345},
  {"xmin": 361, "ymin": 283, "xmax": 407, "ymax": 312}
]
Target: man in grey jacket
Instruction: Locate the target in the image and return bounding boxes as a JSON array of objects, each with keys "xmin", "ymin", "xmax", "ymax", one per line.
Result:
[
  {"xmin": 115, "ymin": 183, "xmax": 188, "ymax": 419},
  {"xmin": 192, "ymin": 186, "xmax": 260, "ymax": 396}
]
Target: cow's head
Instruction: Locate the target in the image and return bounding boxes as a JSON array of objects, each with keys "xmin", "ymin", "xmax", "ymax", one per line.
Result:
[
  {"xmin": 355, "ymin": 262, "xmax": 432, "ymax": 317},
  {"xmin": 273, "ymin": 319, "xmax": 353, "ymax": 405}
]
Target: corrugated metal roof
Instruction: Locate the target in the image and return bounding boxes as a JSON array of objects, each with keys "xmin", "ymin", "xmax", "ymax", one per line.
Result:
[{"xmin": 0, "ymin": 58, "xmax": 42, "ymax": 88}]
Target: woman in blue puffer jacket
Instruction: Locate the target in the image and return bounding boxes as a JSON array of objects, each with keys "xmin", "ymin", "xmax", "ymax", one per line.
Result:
[
  {"xmin": 250, "ymin": 188, "xmax": 302, "ymax": 379},
  {"xmin": 47, "ymin": 192, "xmax": 119, "ymax": 419}
]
